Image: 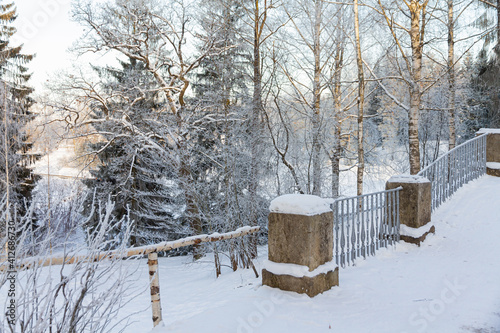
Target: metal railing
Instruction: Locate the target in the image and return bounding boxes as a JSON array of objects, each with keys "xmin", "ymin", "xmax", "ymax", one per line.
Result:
[
  {"xmin": 331, "ymin": 187, "xmax": 401, "ymax": 268},
  {"xmin": 417, "ymin": 134, "xmax": 487, "ymax": 212}
]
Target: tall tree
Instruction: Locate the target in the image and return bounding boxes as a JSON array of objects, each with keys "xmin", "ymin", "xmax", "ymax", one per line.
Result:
[
  {"xmin": 0, "ymin": 1, "xmax": 36, "ymax": 214},
  {"xmin": 81, "ymin": 58, "xmax": 185, "ymax": 246},
  {"xmin": 192, "ymin": 0, "xmax": 261, "ymax": 269},
  {"xmin": 280, "ymin": 0, "xmax": 342, "ymax": 196},
  {"xmin": 354, "ymin": 0, "xmax": 365, "ymax": 195},
  {"xmin": 447, "ymin": 0, "xmax": 457, "ymax": 149},
  {"xmin": 241, "ymin": 0, "xmax": 282, "ymax": 256},
  {"xmin": 376, "ymin": 0, "xmax": 431, "ymax": 174}
]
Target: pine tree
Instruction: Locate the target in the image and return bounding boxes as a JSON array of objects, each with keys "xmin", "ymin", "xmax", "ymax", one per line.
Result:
[
  {"xmin": 190, "ymin": 0, "xmax": 268, "ymax": 267},
  {"xmin": 82, "ymin": 58, "xmax": 185, "ymax": 247},
  {"xmin": 0, "ymin": 1, "xmax": 37, "ymax": 213},
  {"xmin": 463, "ymin": 50, "xmax": 496, "ymax": 139}
]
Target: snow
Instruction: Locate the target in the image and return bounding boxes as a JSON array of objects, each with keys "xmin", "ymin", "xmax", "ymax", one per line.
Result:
[
  {"xmin": 477, "ymin": 128, "xmax": 500, "ymax": 134},
  {"xmin": 400, "ymin": 222, "xmax": 435, "ymax": 238},
  {"xmin": 262, "ymin": 260, "xmax": 338, "ymax": 278},
  {"xmin": 486, "ymin": 162, "xmax": 500, "ymax": 170},
  {"xmin": 4, "ymin": 176, "xmax": 500, "ymax": 333},
  {"xmin": 136, "ymin": 175, "xmax": 500, "ymax": 333},
  {"xmin": 33, "ymin": 146, "xmax": 92, "ymax": 179},
  {"xmin": 388, "ymin": 174, "xmax": 430, "ymax": 184},
  {"xmin": 269, "ymin": 194, "xmax": 332, "ymax": 216}
]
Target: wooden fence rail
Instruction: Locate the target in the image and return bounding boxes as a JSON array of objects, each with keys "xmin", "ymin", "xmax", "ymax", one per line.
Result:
[
  {"xmin": 1, "ymin": 226, "xmax": 260, "ymax": 270},
  {"xmin": 1, "ymin": 226, "xmax": 261, "ymax": 328}
]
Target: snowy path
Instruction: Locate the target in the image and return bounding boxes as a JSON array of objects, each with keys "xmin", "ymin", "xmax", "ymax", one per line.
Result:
[{"xmin": 127, "ymin": 175, "xmax": 500, "ymax": 333}]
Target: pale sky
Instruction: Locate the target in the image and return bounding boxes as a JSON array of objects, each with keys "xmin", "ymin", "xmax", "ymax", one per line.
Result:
[{"xmin": 12, "ymin": 0, "xmax": 84, "ymax": 95}]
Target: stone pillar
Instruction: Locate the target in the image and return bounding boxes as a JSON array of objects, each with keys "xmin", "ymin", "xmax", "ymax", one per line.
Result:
[
  {"xmin": 477, "ymin": 129, "xmax": 500, "ymax": 177},
  {"xmin": 262, "ymin": 194, "xmax": 339, "ymax": 297},
  {"xmin": 386, "ymin": 175, "xmax": 434, "ymax": 246}
]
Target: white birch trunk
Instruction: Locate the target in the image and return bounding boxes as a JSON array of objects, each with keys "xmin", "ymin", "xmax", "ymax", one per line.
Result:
[
  {"xmin": 408, "ymin": 0, "xmax": 425, "ymax": 175},
  {"xmin": 447, "ymin": 0, "xmax": 456, "ymax": 150},
  {"xmin": 148, "ymin": 252, "xmax": 163, "ymax": 327},
  {"xmin": 311, "ymin": 0, "xmax": 323, "ymax": 196},
  {"xmin": 354, "ymin": 0, "xmax": 365, "ymax": 196},
  {"xmin": 331, "ymin": 45, "xmax": 343, "ymax": 198}
]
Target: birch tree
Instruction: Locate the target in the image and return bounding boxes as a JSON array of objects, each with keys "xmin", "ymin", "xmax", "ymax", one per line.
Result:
[
  {"xmin": 354, "ymin": 0, "xmax": 365, "ymax": 195},
  {"xmin": 376, "ymin": 0, "xmax": 432, "ymax": 174},
  {"xmin": 278, "ymin": 0, "xmax": 347, "ymax": 196},
  {"xmin": 447, "ymin": 0, "xmax": 457, "ymax": 149}
]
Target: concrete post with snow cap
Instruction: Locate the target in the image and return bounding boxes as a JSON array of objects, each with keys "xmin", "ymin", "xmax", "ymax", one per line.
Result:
[
  {"xmin": 386, "ymin": 175, "xmax": 434, "ymax": 246},
  {"xmin": 262, "ymin": 194, "xmax": 339, "ymax": 297},
  {"xmin": 477, "ymin": 128, "xmax": 500, "ymax": 177}
]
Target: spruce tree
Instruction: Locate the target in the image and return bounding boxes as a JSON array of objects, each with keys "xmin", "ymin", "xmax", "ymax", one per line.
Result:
[
  {"xmin": 82, "ymin": 58, "xmax": 185, "ymax": 247},
  {"xmin": 0, "ymin": 1, "xmax": 37, "ymax": 214}
]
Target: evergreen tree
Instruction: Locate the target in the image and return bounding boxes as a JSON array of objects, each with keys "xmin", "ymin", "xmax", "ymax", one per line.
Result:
[
  {"xmin": 0, "ymin": 1, "xmax": 37, "ymax": 213},
  {"xmin": 83, "ymin": 58, "xmax": 185, "ymax": 247},
  {"xmin": 190, "ymin": 0, "xmax": 268, "ymax": 266},
  {"xmin": 463, "ymin": 50, "xmax": 497, "ymax": 139}
]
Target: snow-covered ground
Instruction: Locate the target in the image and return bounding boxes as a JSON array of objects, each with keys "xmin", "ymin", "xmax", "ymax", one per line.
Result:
[
  {"xmin": 110, "ymin": 175, "xmax": 500, "ymax": 333},
  {"xmin": 3, "ymin": 175, "xmax": 499, "ymax": 332},
  {"xmin": 34, "ymin": 145, "xmax": 92, "ymax": 178}
]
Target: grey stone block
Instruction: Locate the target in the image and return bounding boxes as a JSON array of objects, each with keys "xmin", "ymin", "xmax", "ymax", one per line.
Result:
[
  {"xmin": 268, "ymin": 211, "xmax": 333, "ymax": 271},
  {"xmin": 486, "ymin": 133, "xmax": 500, "ymax": 163},
  {"xmin": 262, "ymin": 267, "xmax": 339, "ymax": 297},
  {"xmin": 386, "ymin": 176, "xmax": 431, "ymax": 229}
]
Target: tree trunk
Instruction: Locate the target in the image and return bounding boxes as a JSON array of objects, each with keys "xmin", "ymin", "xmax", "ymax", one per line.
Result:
[
  {"xmin": 311, "ymin": 0, "xmax": 323, "ymax": 196},
  {"xmin": 354, "ymin": 0, "xmax": 365, "ymax": 196},
  {"xmin": 447, "ymin": 0, "xmax": 456, "ymax": 150},
  {"xmin": 179, "ymin": 146, "xmax": 203, "ymax": 260},
  {"xmin": 148, "ymin": 252, "xmax": 163, "ymax": 327},
  {"xmin": 248, "ymin": 0, "xmax": 263, "ymax": 258},
  {"xmin": 408, "ymin": 0, "xmax": 424, "ymax": 175},
  {"xmin": 331, "ymin": 45, "xmax": 343, "ymax": 198}
]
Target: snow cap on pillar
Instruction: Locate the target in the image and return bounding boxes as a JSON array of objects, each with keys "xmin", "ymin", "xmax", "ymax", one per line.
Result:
[{"xmin": 269, "ymin": 194, "xmax": 332, "ymax": 216}]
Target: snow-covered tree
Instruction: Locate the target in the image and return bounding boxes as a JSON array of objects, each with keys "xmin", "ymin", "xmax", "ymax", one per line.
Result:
[
  {"xmin": 80, "ymin": 58, "xmax": 186, "ymax": 247},
  {"xmin": 0, "ymin": 1, "xmax": 38, "ymax": 238}
]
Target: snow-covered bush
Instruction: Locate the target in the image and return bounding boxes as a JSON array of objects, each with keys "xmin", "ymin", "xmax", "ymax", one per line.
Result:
[{"xmin": 0, "ymin": 199, "xmax": 144, "ymax": 333}]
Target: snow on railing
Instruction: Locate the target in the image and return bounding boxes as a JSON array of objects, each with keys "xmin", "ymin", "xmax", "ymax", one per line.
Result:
[
  {"xmin": 417, "ymin": 134, "xmax": 487, "ymax": 212},
  {"xmin": 331, "ymin": 187, "xmax": 401, "ymax": 268}
]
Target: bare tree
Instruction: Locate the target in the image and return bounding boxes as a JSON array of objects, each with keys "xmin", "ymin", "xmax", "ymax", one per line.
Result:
[
  {"xmin": 1, "ymin": 199, "xmax": 144, "ymax": 333},
  {"xmin": 277, "ymin": 0, "xmax": 348, "ymax": 196},
  {"xmin": 375, "ymin": 0, "xmax": 434, "ymax": 174},
  {"xmin": 447, "ymin": 0, "xmax": 457, "ymax": 149},
  {"xmin": 354, "ymin": 0, "xmax": 365, "ymax": 195}
]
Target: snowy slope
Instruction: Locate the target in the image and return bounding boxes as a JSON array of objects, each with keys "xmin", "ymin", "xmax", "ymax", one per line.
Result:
[
  {"xmin": 3, "ymin": 175, "xmax": 499, "ymax": 332},
  {"xmin": 112, "ymin": 175, "xmax": 500, "ymax": 333}
]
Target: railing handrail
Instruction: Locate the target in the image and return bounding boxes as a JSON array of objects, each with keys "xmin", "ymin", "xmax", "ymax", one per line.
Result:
[
  {"xmin": 417, "ymin": 133, "xmax": 487, "ymax": 177},
  {"xmin": 416, "ymin": 133, "xmax": 487, "ymax": 212},
  {"xmin": 330, "ymin": 187, "xmax": 402, "ymax": 267},
  {"xmin": 332, "ymin": 186, "xmax": 403, "ymax": 204}
]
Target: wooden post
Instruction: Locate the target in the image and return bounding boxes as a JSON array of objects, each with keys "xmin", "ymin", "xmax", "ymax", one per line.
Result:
[{"xmin": 148, "ymin": 252, "xmax": 162, "ymax": 327}]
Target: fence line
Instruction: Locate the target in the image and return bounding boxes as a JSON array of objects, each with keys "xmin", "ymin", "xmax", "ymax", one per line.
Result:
[
  {"xmin": 1, "ymin": 226, "xmax": 260, "ymax": 271},
  {"xmin": 331, "ymin": 187, "xmax": 401, "ymax": 268},
  {"xmin": 1, "ymin": 226, "xmax": 260, "ymax": 328},
  {"xmin": 417, "ymin": 134, "xmax": 487, "ymax": 212}
]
